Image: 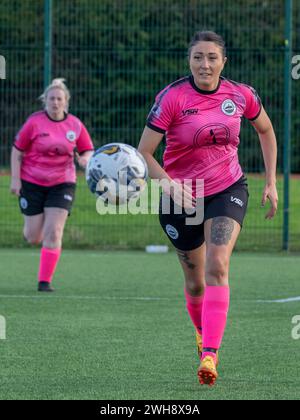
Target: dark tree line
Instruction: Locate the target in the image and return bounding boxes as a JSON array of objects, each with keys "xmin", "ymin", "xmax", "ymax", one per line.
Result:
[{"xmin": 1, "ymin": 0, "xmax": 299, "ymax": 171}]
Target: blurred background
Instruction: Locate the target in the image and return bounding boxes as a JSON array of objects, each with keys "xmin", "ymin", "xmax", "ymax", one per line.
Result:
[{"xmin": 0, "ymin": 0, "xmax": 299, "ymax": 251}]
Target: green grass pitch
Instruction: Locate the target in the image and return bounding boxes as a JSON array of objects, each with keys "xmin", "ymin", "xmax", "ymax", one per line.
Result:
[
  {"xmin": 0, "ymin": 174, "xmax": 300, "ymax": 251},
  {"xmin": 0, "ymin": 249, "xmax": 300, "ymax": 400}
]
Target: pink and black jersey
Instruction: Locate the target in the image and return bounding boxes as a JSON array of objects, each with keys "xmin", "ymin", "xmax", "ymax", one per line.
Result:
[
  {"xmin": 147, "ymin": 76, "xmax": 261, "ymax": 197},
  {"xmin": 14, "ymin": 111, "xmax": 94, "ymax": 187}
]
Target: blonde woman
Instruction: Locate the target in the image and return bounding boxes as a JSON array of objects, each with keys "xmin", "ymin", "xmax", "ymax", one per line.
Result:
[{"xmin": 10, "ymin": 79, "xmax": 94, "ymax": 292}]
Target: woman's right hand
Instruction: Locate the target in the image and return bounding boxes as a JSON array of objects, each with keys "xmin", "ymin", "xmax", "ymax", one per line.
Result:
[
  {"xmin": 164, "ymin": 179, "xmax": 195, "ymax": 210},
  {"xmin": 10, "ymin": 178, "xmax": 22, "ymax": 196}
]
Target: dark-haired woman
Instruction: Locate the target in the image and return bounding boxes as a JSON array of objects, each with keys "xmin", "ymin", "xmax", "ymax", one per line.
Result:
[{"xmin": 138, "ymin": 31, "xmax": 278, "ymax": 386}]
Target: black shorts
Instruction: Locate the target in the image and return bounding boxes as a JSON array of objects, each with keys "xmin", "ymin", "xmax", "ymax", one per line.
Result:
[
  {"xmin": 19, "ymin": 180, "xmax": 76, "ymax": 216},
  {"xmin": 159, "ymin": 176, "xmax": 249, "ymax": 251}
]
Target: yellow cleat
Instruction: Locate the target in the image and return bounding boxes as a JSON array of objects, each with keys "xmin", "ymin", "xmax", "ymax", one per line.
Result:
[
  {"xmin": 196, "ymin": 331, "xmax": 203, "ymax": 360},
  {"xmin": 196, "ymin": 331, "xmax": 219, "ymax": 366},
  {"xmin": 198, "ymin": 356, "xmax": 218, "ymax": 387}
]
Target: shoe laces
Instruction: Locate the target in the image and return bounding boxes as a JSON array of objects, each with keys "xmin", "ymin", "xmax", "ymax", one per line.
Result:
[{"xmin": 202, "ymin": 356, "xmax": 216, "ymax": 371}]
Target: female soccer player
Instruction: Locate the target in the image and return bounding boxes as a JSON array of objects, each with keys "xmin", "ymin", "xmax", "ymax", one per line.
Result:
[
  {"xmin": 10, "ymin": 78, "xmax": 94, "ymax": 292},
  {"xmin": 138, "ymin": 31, "xmax": 278, "ymax": 386}
]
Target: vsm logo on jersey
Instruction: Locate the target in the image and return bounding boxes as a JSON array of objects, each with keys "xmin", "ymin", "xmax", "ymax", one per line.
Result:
[
  {"xmin": 221, "ymin": 99, "xmax": 237, "ymax": 116},
  {"xmin": 182, "ymin": 108, "xmax": 199, "ymax": 116},
  {"xmin": 231, "ymin": 196, "xmax": 244, "ymax": 207},
  {"xmin": 66, "ymin": 131, "xmax": 76, "ymax": 142}
]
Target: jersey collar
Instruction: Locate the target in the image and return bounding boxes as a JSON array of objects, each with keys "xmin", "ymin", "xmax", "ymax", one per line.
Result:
[
  {"xmin": 45, "ymin": 111, "xmax": 68, "ymax": 122},
  {"xmin": 189, "ymin": 75, "xmax": 222, "ymax": 95}
]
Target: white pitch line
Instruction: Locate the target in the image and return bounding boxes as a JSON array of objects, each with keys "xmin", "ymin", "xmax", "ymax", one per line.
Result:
[
  {"xmin": 257, "ymin": 296, "xmax": 300, "ymax": 304},
  {"xmin": 0, "ymin": 253, "xmax": 132, "ymax": 258},
  {"xmin": 0, "ymin": 294, "xmax": 173, "ymax": 302},
  {"xmin": 1, "ymin": 293, "xmax": 299, "ymax": 304}
]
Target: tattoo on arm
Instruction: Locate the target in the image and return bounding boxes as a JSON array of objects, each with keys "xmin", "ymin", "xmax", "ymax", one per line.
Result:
[
  {"xmin": 211, "ymin": 217, "xmax": 234, "ymax": 246},
  {"xmin": 176, "ymin": 250, "xmax": 196, "ymax": 270}
]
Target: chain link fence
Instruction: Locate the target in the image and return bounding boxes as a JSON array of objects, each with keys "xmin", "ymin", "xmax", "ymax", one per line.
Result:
[{"xmin": 0, "ymin": 0, "xmax": 299, "ymax": 250}]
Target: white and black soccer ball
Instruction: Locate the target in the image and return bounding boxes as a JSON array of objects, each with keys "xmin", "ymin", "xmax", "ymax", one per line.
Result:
[{"xmin": 86, "ymin": 143, "xmax": 148, "ymax": 205}]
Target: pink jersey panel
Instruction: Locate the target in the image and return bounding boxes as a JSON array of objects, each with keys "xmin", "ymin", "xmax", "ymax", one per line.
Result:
[
  {"xmin": 14, "ymin": 111, "xmax": 94, "ymax": 187},
  {"xmin": 147, "ymin": 77, "xmax": 261, "ymax": 197}
]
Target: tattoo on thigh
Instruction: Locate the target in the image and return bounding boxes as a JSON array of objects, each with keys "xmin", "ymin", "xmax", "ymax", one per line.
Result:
[
  {"xmin": 211, "ymin": 217, "xmax": 235, "ymax": 246},
  {"xmin": 176, "ymin": 250, "xmax": 196, "ymax": 270}
]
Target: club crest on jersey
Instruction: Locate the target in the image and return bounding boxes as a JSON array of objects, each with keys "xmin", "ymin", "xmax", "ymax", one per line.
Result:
[
  {"xmin": 221, "ymin": 99, "xmax": 237, "ymax": 116},
  {"xmin": 66, "ymin": 131, "xmax": 76, "ymax": 142}
]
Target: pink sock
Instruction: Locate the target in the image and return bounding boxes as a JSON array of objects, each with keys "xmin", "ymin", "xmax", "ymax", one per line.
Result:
[
  {"xmin": 184, "ymin": 289, "xmax": 204, "ymax": 335},
  {"xmin": 202, "ymin": 285, "xmax": 230, "ymax": 361},
  {"xmin": 38, "ymin": 247, "xmax": 61, "ymax": 283}
]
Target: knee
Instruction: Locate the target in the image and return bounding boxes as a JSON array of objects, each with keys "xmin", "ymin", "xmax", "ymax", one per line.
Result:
[
  {"xmin": 205, "ymin": 256, "xmax": 229, "ymax": 285},
  {"xmin": 43, "ymin": 226, "xmax": 64, "ymax": 247},
  {"xmin": 185, "ymin": 277, "xmax": 205, "ymax": 296},
  {"xmin": 24, "ymin": 232, "xmax": 42, "ymax": 245}
]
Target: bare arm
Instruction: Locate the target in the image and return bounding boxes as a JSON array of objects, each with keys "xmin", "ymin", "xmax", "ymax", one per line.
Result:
[
  {"xmin": 76, "ymin": 150, "xmax": 94, "ymax": 169},
  {"xmin": 138, "ymin": 126, "xmax": 171, "ymax": 182},
  {"xmin": 251, "ymin": 106, "xmax": 278, "ymax": 219},
  {"xmin": 10, "ymin": 146, "xmax": 23, "ymax": 196},
  {"xmin": 138, "ymin": 126, "xmax": 194, "ymax": 208}
]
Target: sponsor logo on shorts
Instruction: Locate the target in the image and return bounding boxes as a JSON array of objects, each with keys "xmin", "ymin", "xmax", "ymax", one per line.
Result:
[
  {"xmin": 221, "ymin": 99, "xmax": 237, "ymax": 116},
  {"xmin": 64, "ymin": 194, "xmax": 73, "ymax": 202},
  {"xmin": 166, "ymin": 224, "xmax": 179, "ymax": 240},
  {"xmin": 66, "ymin": 131, "xmax": 76, "ymax": 142},
  {"xmin": 231, "ymin": 196, "xmax": 244, "ymax": 207},
  {"xmin": 20, "ymin": 198, "xmax": 28, "ymax": 209}
]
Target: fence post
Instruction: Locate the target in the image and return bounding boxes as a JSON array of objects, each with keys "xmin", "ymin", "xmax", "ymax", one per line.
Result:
[
  {"xmin": 44, "ymin": 0, "xmax": 53, "ymax": 88},
  {"xmin": 283, "ymin": 0, "xmax": 293, "ymax": 251},
  {"xmin": 0, "ymin": 55, "xmax": 6, "ymax": 79}
]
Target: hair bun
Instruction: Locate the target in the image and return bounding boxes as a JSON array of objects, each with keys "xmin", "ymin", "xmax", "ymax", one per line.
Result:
[
  {"xmin": 39, "ymin": 77, "xmax": 71, "ymax": 112},
  {"xmin": 51, "ymin": 78, "xmax": 67, "ymax": 87}
]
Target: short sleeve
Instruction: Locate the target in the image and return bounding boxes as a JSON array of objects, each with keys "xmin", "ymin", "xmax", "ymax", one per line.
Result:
[
  {"xmin": 146, "ymin": 87, "xmax": 175, "ymax": 133},
  {"xmin": 14, "ymin": 118, "xmax": 34, "ymax": 151},
  {"xmin": 76, "ymin": 122, "xmax": 94, "ymax": 154},
  {"xmin": 242, "ymin": 85, "xmax": 262, "ymax": 121}
]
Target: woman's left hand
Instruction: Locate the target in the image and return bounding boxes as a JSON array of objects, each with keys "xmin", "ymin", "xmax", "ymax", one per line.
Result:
[
  {"xmin": 75, "ymin": 152, "xmax": 92, "ymax": 169},
  {"xmin": 261, "ymin": 183, "xmax": 278, "ymax": 219}
]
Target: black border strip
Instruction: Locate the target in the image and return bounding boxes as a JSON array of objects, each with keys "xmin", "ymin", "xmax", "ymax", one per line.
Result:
[
  {"xmin": 146, "ymin": 122, "xmax": 166, "ymax": 134},
  {"xmin": 248, "ymin": 106, "xmax": 262, "ymax": 121},
  {"xmin": 13, "ymin": 144, "xmax": 25, "ymax": 152}
]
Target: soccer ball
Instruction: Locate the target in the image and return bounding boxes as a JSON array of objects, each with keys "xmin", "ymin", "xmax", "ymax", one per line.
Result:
[{"xmin": 86, "ymin": 143, "xmax": 148, "ymax": 205}]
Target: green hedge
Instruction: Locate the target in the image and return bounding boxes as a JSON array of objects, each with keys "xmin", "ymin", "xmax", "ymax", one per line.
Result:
[
  {"xmin": 0, "ymin": 174, "xmax": 299, "ymax": 251},
  {"xmin": 1, "ymin": 0, "xmax": 299, "ymax": 171}
]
